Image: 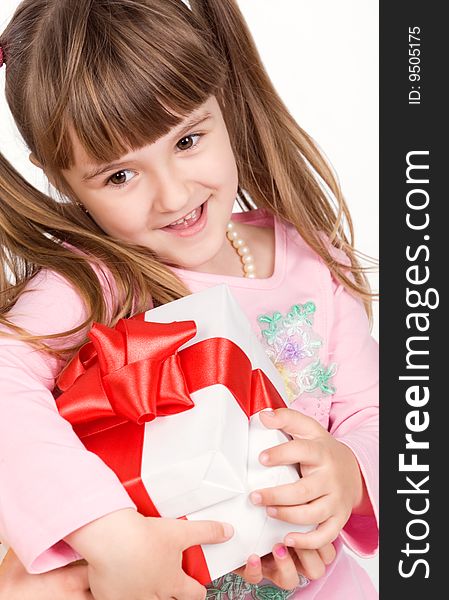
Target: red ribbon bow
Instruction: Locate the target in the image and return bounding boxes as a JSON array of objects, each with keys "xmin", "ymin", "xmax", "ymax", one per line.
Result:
[{"xmin": 56, "ymin": 318, "xmax": 197, "ymax": 427}]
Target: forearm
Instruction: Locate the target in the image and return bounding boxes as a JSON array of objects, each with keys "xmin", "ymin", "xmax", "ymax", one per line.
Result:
[
  {"xmin": 64, "ymin": 508, "xmax": 139, "ymax": 566},
  {"xmin": 351, "ymin": 457, "xmax": 376, "ymax": 517},
  {"xmin": 334, "ymin": 414, "xmax": 378, "ymax": 514},
  {"xmin": 336, "ymin": 421, "xmax": 379, "ymax": 556}
]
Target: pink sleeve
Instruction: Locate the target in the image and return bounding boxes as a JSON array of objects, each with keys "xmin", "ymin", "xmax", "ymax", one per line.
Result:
[
  {"xmin": 0, "ymin": 269, "xmax": 136, "ymax": 574},
  {"xmin": 326, "ymin": 275, "xmax": 379, "ymax": 558}
]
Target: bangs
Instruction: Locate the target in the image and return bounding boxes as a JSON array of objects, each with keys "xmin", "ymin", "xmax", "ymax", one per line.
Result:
[{"xmin": 29, "ymin": 0, "xmax": 226, "ymax": 170}]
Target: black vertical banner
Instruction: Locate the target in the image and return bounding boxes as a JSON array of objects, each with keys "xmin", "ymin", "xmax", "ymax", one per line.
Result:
[{"xmin": 380, "ymin": 1, "xmax": 445, "ymax": 597}]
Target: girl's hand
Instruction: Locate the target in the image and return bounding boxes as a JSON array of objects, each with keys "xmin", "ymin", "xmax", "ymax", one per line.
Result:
[
  {"xmin": 0, "ymin": 550, "xmax": 92, "ymax": 599},
  {"xmin": 250, "ymin": 408, "xmax": 371, "ymax": 551},
  {"xmin": 234, "ymin": 542, "xmax": 336, "ymax": 589},
  {"xmin": 65, "ymin": 509, "xmax": 234, "ymax": 600}
]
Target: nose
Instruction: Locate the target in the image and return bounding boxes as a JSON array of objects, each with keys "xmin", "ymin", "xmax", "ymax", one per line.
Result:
[{"xmin": 151, "ymin": 164, "xmax": 192, "ymax": 215}]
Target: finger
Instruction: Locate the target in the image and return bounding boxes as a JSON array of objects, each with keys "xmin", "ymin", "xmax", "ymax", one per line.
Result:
[
  {"xmin": 266, "ymin": 496, "xmax": 332, "ymax": 525},
  {"xmin": 250, "ymin": 471, "xmax": 326, "ymax": 507},
  {"xmin": 284, "ymin": 518, "xmax": 341, "ymax": 550},
  {"xmin": 175, "ymin": 575, "xmax": 207, "ymax": 600},
  {"xmin": 294, "ymin": 548, "xmax": 327, "ymax": 581},
  {"xmin": 260, "ymin": 408, "xmax": 324, "ymax": 438},
  {"xmin": 317, "ymin": 542, "xmax": 337, "ymax": 566},
  {"xmin": 267, "ymin": 544, "xmax": 300, "ymax": 590},
  {"xmin": 241, "ymin": 555, "xmax": 263, "ymax": 585},
  {"xmin": 259, "ymin": 438, "xmax": 324, "ymax": 468},
  {"xmin": 179, "ymin": 519, "xmax": 234, "ymax": 549}
]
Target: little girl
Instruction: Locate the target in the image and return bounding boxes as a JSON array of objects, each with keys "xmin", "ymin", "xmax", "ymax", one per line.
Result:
[{"xmin": 0, "ymin": 1, "xmax": 378, "ymax": 598}]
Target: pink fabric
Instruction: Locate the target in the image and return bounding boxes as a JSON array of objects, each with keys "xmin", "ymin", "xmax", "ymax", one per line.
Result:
[
  {"xmin": 0, "ymin": 269, "xmax": 136, "ymax": 573},
  {"xmin": 0, "ymin": 208, "xmax": 378, "ymax": 596}
]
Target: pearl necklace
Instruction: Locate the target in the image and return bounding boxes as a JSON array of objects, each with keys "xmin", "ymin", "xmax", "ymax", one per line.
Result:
[{"xmin": 226, "ymin": 221, "xmax": 256, "ymax": 278}]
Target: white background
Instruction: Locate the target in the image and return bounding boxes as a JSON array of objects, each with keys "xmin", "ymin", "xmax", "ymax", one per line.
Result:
[{"xmin": 0, "ymin": 0, "xmax": 379, "ymax": 589}]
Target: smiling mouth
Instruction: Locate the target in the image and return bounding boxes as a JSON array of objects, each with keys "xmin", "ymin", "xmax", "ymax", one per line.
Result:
[{"xmin": 162, "ymin": 202, "xmax": 205, "ymax": 230}]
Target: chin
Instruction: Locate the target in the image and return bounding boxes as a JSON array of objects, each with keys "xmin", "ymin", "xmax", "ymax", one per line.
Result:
[
  {"xmin": 171, "ymin": 243, "xmax": 224, "ymax": 271},
  {"xmin": 174, "ymin": 255, "xmax": 214, "ymax": 270}
]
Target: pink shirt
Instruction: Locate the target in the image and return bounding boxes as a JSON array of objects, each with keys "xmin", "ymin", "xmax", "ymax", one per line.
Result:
[{"xmin": 0, "ymin": 208, "xmax": 378, "ymax": 597}]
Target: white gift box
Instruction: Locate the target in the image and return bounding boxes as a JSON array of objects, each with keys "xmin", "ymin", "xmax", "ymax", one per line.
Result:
[{"xmin": 142, "ymin": 284, "xmax": 314, "ymax": 580}]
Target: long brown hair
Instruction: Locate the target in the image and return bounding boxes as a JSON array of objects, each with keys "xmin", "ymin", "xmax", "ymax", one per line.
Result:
[{"xmin": 0, "ymin": 0, "xmax": 375, "ymax": 359}]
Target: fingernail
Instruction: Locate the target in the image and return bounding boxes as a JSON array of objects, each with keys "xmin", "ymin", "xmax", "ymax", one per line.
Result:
[
  {"xmin": 222, "ymin": 523, "xmax": 234, "ymax": 538},
  {"xmin": 262, "ymin": 409, "xmax": 276, "ymax": 417},
  {"xmin": 250, "ymin": 492, "xmax": 262, "ymax": 505},
  {"xmin": 284, "ymin": 536, "xmax": 295, "ymax": 547},
  {"xmin": 259, "ymin": 452, "xmax": 269, "ymax": 465},
  {"xmin": 275, "ymin": 545, "xmax": 288, "ymax": 558},
  {"xmin": 248, "ymin": 554, "xmax": 260, "ymax": 567},
  {"xmin": 267, "ymin": 506, "xmax": 278, "ymax": 517}
]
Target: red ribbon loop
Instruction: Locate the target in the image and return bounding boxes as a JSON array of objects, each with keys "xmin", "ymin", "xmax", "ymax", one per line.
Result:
[{"xmin": 56, "ymin": 318, "xmax": 197, "ymax": 425}]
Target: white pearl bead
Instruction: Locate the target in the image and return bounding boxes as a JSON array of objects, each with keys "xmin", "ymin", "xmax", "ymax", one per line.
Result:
[
  {"xmin": 237, "ymin": 245, "xmax": 250, "ymax": 257},
  {"xmin": 225, "ymin": 222, "xmax": 256, "ymax": 278}
]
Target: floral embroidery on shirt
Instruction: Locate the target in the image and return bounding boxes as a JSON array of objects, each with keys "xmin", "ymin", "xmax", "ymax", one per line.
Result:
[
  {"xmin": 257, "ymin": 302, "xmax": 337, "ymax": 403},
  {"xmin": 205, "ymin": 572, "xmax": 309, "ymax": 599}
]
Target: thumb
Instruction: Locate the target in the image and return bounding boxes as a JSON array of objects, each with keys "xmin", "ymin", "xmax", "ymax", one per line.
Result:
[
  {"xmin": 179, "ymin": 519, "xmax": 234, "ymax": 549},
  {"xmin": 259, "ymin": 408, "xmax": 324, "ymax": 438}
]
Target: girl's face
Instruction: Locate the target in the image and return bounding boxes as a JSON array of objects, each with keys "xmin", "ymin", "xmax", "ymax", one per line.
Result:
[{"xmin": 62, "ymin": 96, "xmax": 239, "ymax": 272}]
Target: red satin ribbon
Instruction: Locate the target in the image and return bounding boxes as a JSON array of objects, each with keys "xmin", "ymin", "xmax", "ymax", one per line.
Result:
[
  {"xmin": 57, "ymin": 318, "xmax": 197, "ymax": 427},
  {"xmin": 55, "ymin": 315, "xmax": 286, "ymax": 584}
]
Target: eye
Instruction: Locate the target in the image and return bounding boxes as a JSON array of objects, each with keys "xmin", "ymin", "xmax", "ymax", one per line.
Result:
[
  {"xmin": 106, "ymin": 169, "xmax": 136, "ymax": 189},
  {"xmin": 176, "ymin": 133, "xmax": 203, "ymax": 152}
]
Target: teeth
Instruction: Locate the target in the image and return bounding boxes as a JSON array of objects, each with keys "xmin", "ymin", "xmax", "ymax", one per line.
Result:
[{"xmin": 170, "ymin": 208, "xmax": 198, "ymax": 226}]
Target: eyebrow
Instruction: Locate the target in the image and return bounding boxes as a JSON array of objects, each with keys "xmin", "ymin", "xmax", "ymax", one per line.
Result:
[{"xmin": 81, "ymin": 111, "xmax": 213, "ymax": 182}]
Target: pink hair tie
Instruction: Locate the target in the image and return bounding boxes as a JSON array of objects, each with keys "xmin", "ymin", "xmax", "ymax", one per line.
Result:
[{"xmin": 0, "ymin": 45, "xmax": 5, "ymax": 68}]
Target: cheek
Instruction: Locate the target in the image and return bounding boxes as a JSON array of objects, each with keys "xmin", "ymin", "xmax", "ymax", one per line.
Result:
[
  {"xmin": 85, "ymin": 194, "xmax": 145, "ymax": 237},
  {"xmin": 101, "ymin": 209, "xmax": 143, "ymax": 237},
  {"xmin": 206, "ymin": 138, "xmax": 239, "ymax": 193},
  {"xmin": 224, "ymin": 148, "xmax": 239, "ymax": 189}
]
